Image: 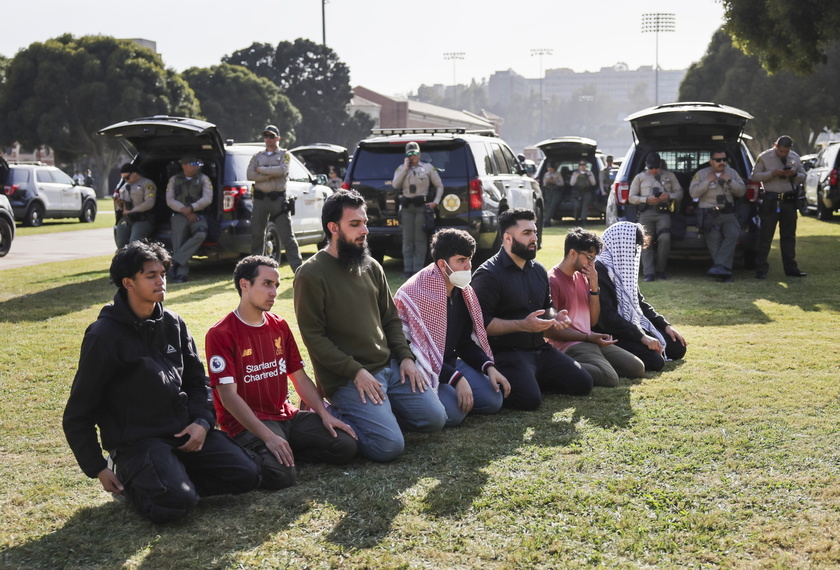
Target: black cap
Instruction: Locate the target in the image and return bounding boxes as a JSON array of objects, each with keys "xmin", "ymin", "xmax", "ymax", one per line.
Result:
[
  {"xmin": 645, "ymin": 152, "xmax": 662, "ymax": 169},
  {"xmin": 775, "ymin": 135, "xmax": 793, "ymax": 148},
  {"xmin": 120, "ymin": 163, "xmax": 137, "ymax": 174}
]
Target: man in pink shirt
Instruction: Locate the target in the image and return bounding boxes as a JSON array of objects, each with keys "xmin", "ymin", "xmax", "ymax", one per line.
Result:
[{"xmin": 545, "ymin": 228, "xmax": 645, "ymax": 386}]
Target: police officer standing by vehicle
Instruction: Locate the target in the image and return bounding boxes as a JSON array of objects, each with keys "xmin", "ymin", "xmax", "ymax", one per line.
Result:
[
  {"xmin": 247, "ymin": 125, "xmax": 302, "ymax": 272},
  {"xmin": 628, "ymin": 152, "xmax": 682, "ymax": 282},
  {"xmin": 542, "ymin": 163, "xmax": 564, "ymax": 227},
  {"xmin": 166, "ymin": 155, "xmax": 212, "ymax": 283},
  {"xmin": 114, "ymin": 163, "xmax": 156, "ymax": 249},
  {"xmin": 570, "ymin": 161, "xmax": 597, "ymax": 227},
  {"xmin": 393, "ymin": 142, "xmax": 444, "ymax": 278},
  {"xmin": 689, "ymin": 150, "xmax": 746, "ymax": 281},
  {"xmin": 750, "ymin": 135, "xmax": 807, "ymax": 279}
]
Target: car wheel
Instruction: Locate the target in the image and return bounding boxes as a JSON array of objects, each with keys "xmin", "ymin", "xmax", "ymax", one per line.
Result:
[
  {"xmin": 24, "ymin": 202, "xmax": 45, "ymax": 227},
  {"xmin": 741, "ymin": 249, "xmax": 757, "ymax": 270},
  {"xmin": 816, "ymin": 188, "xmax": 833, "ymax": 220},
  {"xmin": 264, "ymin": 221, "xmax": 282, "ymax": 263},
  {"xmin": 0, "ymin": 218, "xmax": 13, "ymax": 257},
  {"xmin": 79, "ymin": 199, "xmax": 97, "ymax": 223}
]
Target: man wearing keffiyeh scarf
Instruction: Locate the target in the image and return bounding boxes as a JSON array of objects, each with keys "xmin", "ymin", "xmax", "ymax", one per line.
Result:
[
  {"xmin": 395, "ymin": 229, "xmax": 510, "ymax": 427},
  {"xmin": 594, "ymin": 221, "xmax": 687, "ymax": 372}
]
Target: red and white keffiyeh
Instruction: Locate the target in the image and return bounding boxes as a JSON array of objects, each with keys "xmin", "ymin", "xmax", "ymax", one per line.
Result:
[{"xmin": 394, "ymin": 263, "xmax": 492, "ymax": 390}]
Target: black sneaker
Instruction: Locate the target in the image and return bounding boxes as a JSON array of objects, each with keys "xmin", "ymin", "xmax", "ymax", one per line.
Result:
[{"xmin": 643, "ymin": 274, "xmax": 655, "ymax": 282}]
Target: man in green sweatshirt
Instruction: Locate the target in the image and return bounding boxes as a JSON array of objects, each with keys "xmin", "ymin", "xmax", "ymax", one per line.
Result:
[{"xmin": 293, "ymin": 190, "xmax": 446, "ymax": 462}]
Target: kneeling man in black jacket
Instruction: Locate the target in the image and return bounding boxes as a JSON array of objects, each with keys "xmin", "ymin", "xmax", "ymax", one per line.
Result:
[{"xmin": 63, "ymin": 240, "xmax": 261, "ymax": 523}]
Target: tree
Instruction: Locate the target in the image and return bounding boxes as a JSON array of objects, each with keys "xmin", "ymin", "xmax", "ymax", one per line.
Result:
[
  {"xmin": 679, "ymin": 29, "xmax": 840, "ymax": 153},
  {"xmin": 224, "ymin": 39, "xmax": 368, "ymax": 148},
  {"xmin": 0, "ymin": 35, "xmax": 199, "ymax": 196},
  {"xmin": 722, "ymin": 0, "xmax": 840, "ymax": 74},
  {"xmin": 182, "ymin": 63, "xmax": 301, "ymax": 144}
]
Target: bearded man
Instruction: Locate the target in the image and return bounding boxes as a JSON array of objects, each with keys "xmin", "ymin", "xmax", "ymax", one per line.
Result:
[
  {"xmin": 293, "ymin": 190, "xmax": 446, "ymax": 462},
  {"xmin": 471, "ymin": 209, "xmax": 593, "ymax": 410}
]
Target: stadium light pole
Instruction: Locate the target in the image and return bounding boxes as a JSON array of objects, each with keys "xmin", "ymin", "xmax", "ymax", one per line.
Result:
[
  {"xmin": 443, "ymin": 52, "xmax": 465, "ymax": 107},
  {"xmin": 531, "ymin": 48, "xmax": 553, "ymax": 139},
  {"xmin": 641, "ymin": 13, "xmax": 675, "ymax": 104}
]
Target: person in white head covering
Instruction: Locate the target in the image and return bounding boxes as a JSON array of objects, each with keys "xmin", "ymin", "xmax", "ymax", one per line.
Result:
[{"xmin": 593, "ymin": 221, "xmax": 686, "ymax": 371}]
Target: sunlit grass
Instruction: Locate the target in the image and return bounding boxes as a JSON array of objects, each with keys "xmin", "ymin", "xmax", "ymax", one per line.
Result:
[{"xmin": 1, "ymin": 217, "xmax": 839, "ymax": 568}]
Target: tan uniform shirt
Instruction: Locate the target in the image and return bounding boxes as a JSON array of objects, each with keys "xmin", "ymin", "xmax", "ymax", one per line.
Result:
[
  {"xmin": 118, "ymin": 176, "xmax": 157, "ymax": 213},
  {"xmin": 543, "ymin": 171, "xmax": 564, "ymax": 188},
  {"xmin": 628, "ymin": 169, "xmax": 683, "ymax": 205},
  {"xmin": 689, "ymin": 165, "xmax": 746, "ymax": 209},
  {"xmin": 247, "ymin": 149, "xmax": 291, "ymax": 193},
  {"xmin": 392, "ymin": 162, "xmax": 444, "ymax": 204},
  {"xmin": 750, "ymin": 147, "xmax": 806, "ymax": 194}
]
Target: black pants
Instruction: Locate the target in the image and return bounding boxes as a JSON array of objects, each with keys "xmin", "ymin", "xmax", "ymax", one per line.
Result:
[
  {"xmin": 493, "ymin": 343, "xmax": 593, "ymax": 410},
  {"xmin": 756, "ymin": 197, "xmax": 799, "ymax": 274},
  {"xmin": 234, "ymin": 412, "xmax": 358, "ymax": 490},
  {"xmin": 615, "ymin": 326, "xmax": 687, "ymax": 372},
  {"xmin": 113, "ymin": 429, "xmax": 261, "ymax": 524}
]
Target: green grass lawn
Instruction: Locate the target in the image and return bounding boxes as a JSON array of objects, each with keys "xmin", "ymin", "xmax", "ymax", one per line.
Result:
[
  {"xmin": 1, "ymin": 217, "xmax": 839, "ymax": 568},
  {"xmin": 14, "ymin": 198, "xmax": 115, "ymax": 236}
]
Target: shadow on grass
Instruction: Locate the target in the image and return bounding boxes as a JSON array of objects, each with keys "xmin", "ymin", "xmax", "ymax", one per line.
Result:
[
  {"xmin": 0, "ymin": 491, "xmax": 309, "ymax": 568},
  {"xmin": 323, "ymin": 384, "xmax": 635, "ymax": 547},
  {"xmin": 0, "ymin": 262, "xmax": 238, "ymax": 323}
]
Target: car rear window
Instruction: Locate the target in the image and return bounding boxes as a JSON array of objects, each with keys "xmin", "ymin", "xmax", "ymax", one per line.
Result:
[
  {"xmin": 353, "ymin": 145, "xmax": 469, "ymax": 180},
  {"xmin": 9, "ymin": 169, "xmax": 30, "ymax": 184},
  {"xmin": 224, "ymin": 151, "xmax": 256, "ymax": 184}
]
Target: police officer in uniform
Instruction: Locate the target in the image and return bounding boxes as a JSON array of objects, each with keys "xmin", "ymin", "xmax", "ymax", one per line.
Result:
[
  {"xmin": 166, "ymin": 155, "xmax": 213, "ymax": 283},
  {"xmin": 247, "ymin": 125, "xmax": 302, "ymax": 271},
  {"xmin": 114, "ymin": 163, "xmax": 157, "ymax": 249},
  {"xmin": 689, "ymin": 150, "xmax": 746, "ymax": 281},
  {"xmin": 750, "ymin": 135, "xmax": 807, "ymax": 279},
  {"xmin": 542, "ymin": 163, "xmax": 564, "ymax": 227},
  {"xmin": 570, "ymin": 161, "xmax": 597, "ymax": 226},
  {"xmin": 392, "ymin": 141, "xmax": 444, "ymax": 278},
  {"xmin": 627, "ymin": 152, "xmax": 682, "ymax": 281}
]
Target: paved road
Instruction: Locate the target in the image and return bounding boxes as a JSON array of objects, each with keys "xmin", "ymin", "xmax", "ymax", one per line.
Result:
[{"xmin": 0, "ymin": 227, "xmax": 115, "ymax": 271}]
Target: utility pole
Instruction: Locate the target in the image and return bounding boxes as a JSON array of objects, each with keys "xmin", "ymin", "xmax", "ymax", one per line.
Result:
[
  {"xmin": 322, "ymin": 0, "xmax": 328, "ymax": 45},
  {"xmin": 443, "ymin": 52, "xmax": 465, "ymax": 107},
  {"xmin": 531, "ymin": 48, "xmax": 552, "ymax": 140},
  {"xmin": 641, "ymin": 13, "xmax": 675, "ymax": 105}
]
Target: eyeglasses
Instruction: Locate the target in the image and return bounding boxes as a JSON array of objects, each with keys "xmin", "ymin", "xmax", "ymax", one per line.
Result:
[
  {"xmin": 577, "ymin": 250, "xmax": 596, "ymax": 262},
  {"xmin": 263, "ymin": 134, "xmax": 277, "ymax": 139},
  {"xmin": 187, "ymin": 161, "xmax": 202, "ymax": 167},
  {"xmin": 406, "ymin": 151, "xmax": 419, "ymax": 156},
  {"xmin": 711, "ymin": 157, "xmax": 727, "ymax": 163}
]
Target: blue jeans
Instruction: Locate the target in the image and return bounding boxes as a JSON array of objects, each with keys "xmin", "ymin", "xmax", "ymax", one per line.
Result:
[
  {"xmin": 327, "ymin": 359, "xmax": 447, "ymax": 462},
  {"xmin": 437, "ymin": 360, "xmax": 504, "ymax": 427}
]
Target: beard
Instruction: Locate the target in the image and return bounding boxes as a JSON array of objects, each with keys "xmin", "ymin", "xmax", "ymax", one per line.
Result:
[
  {"xmin": 510, "ymin": 236, "xmax": 537, "ymax": 261},
  {"xmin": 336, "ymin": 231, "xmax": 371, "ymax": 272}
]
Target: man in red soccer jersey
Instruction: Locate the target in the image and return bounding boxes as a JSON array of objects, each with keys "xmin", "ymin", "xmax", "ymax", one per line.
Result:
[{"xmin": 205, "ymin": 256, "xmax": 357, "ymax": 489}]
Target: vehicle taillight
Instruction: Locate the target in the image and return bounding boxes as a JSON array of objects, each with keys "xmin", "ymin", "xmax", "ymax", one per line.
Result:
[
  {"xmin": 222, "ymin": 185, "xmax": 248, "ymax": 212},
  {"xmin": 469, "ymin": 178, "xmax": 483, "ymax": 210},
  {"xmin": 2, "ymin": 184, "xmax": 18, "ymax": 196},
  {"xmin": 830, "ymin": 168, "xmax": 837, "ymax": 187},
  {"xmin": 746, "ymin": 180, "xmax": 761, "ymax": 202},
  {"xmin": 615, "ymin": 181, "xmax": 629, "ymax": 204},
  {"xmin": 341, "ymin": 181, "xmax": 351, "ymax": 190}
]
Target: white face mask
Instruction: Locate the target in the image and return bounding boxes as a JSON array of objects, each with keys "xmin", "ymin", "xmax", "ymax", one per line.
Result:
[{"xmin": 444, "ymin": 261, "xmax": 472, "ymax": 289}]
